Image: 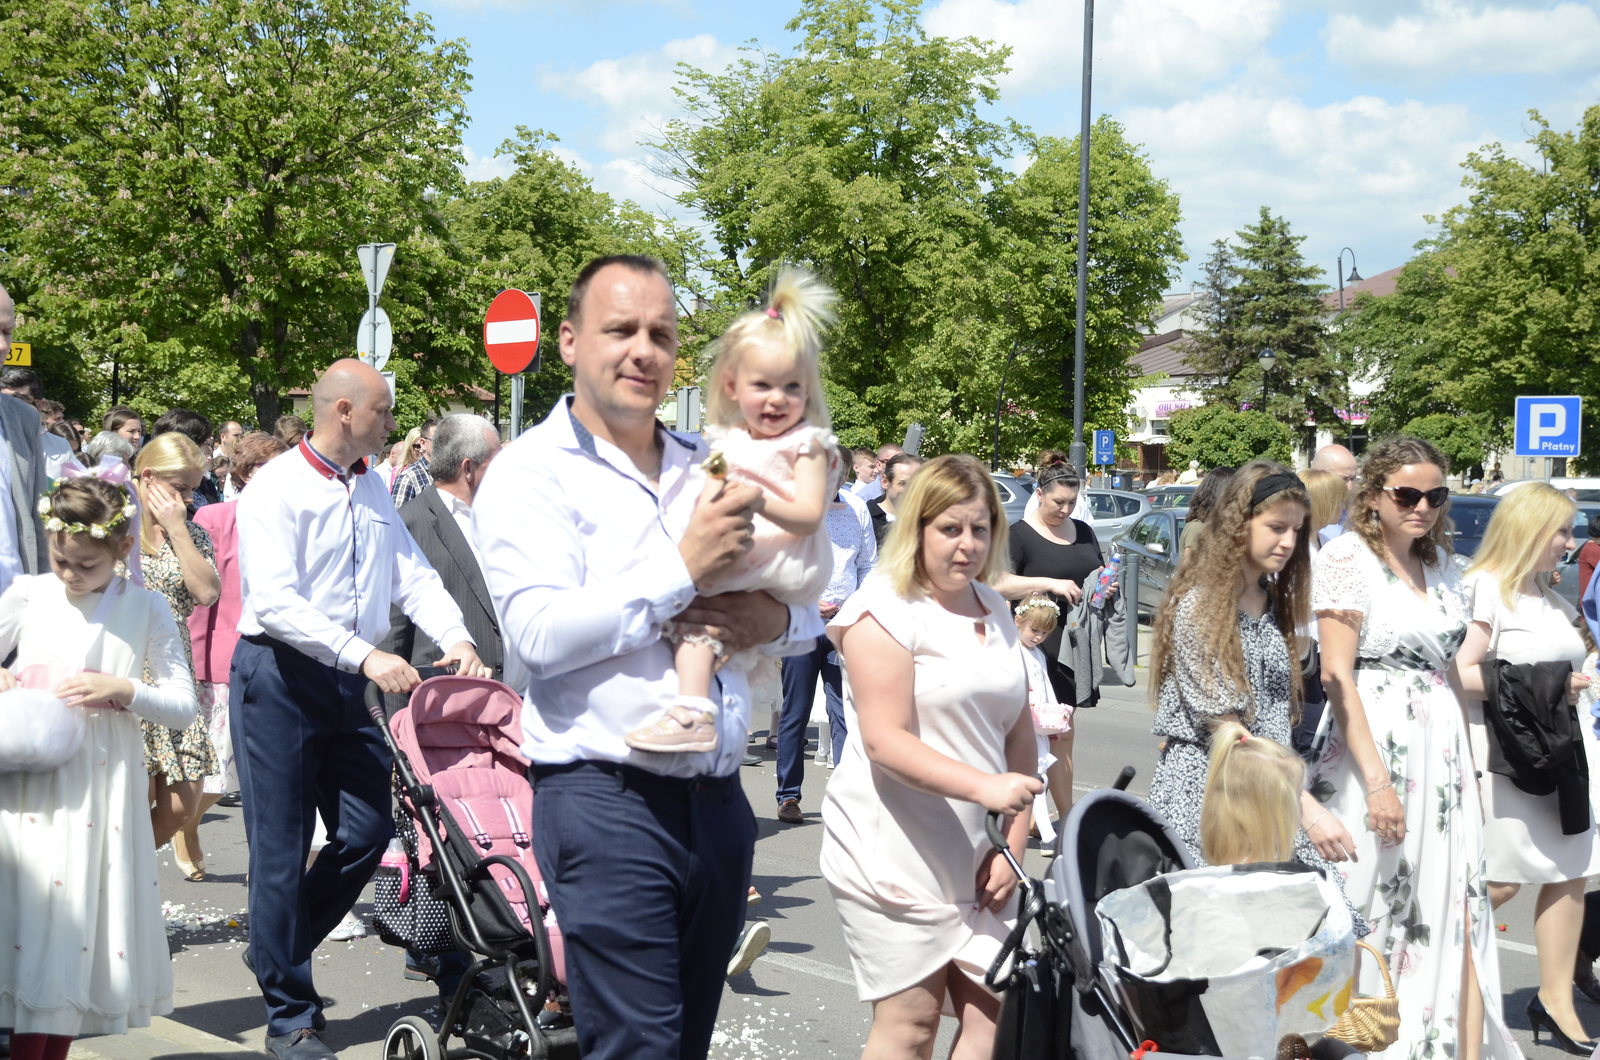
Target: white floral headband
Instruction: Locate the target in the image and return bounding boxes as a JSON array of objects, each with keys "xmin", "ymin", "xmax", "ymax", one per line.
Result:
[
  {"xmin": 37, "ymin": 459, "xmax": 138, "ymax": 539},
  {"xmin": 1014, "ymin": 597, "xmax": 1060, "ymax": 620}
]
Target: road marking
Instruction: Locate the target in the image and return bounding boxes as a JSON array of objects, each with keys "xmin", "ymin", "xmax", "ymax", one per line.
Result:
[{"xmin": 759, "ymin": 950, "xmax": 857, "ymax": 986}]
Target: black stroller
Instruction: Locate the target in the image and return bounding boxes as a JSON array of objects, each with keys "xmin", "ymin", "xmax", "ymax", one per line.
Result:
[
  {"xmin": 986, "ymin": 767, "xmax": 1197, "ymax": 1060},
  {"xmin": 366, "ymin": 669, "xmax": 579, "ymax": 1060}
]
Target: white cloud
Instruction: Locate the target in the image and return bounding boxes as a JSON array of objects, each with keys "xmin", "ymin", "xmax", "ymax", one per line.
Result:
[
  {"xmin": 1119, "ymin": 88, "xmax": 1489, "ymax": 280},
  {"xmin": 538, "ymin": 34, "xmax": 741, "ymax": 155},
  {"xmin": 923, "ymin": 0, "xmax": 1282, "ymax": 101},
  {"xmin": 1324, "ymin": 0, "xmax": 1600, "ymax": 78},
  {"xmin": 460, "ymin": 144, "xmax": 516, "ymax": 183}
]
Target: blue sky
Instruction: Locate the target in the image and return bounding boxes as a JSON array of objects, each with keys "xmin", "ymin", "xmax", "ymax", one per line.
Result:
[{"xmin": 413, "ymin": 0, "xmax": 1600, "ymax": 293}]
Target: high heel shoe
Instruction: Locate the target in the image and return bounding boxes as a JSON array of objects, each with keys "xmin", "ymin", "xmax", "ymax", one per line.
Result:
[
  {"xmin": 1577, "ymin": 950, "xmax": 1600, "ymax": 1006},
  {"xmin": 1527, "ymin": 996, "xmax": 1598, "ymax": 1055}
]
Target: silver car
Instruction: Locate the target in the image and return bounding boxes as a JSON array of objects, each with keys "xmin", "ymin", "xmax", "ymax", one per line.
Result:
[
  {"xmin": 991, "ymin": 473, "xmax": 1033, "ymax": 524},
  {"xmin": 1084, "ymin": 489, "xmax": 1151, "ymax": 548},
  {"xmin": 1111, "ymin": 507, "xmax": 1187, "ymax": 619}
]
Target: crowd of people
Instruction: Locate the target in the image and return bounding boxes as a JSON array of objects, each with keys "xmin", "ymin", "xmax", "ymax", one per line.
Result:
[{"xmin": 1, "ymin": 265, "xmax": 1598, "ymax": 1060}]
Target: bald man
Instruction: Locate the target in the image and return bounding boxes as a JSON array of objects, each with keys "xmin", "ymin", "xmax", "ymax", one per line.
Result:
[
  {"xmin": 0, "ymin": 284, "xmax": 47, "ymax": 597},
  {"xmin": 1311, "ymin": 443, "xmax": 1358, "ymax": 494},
  {"xmin": 232, "ymin": 359, "xmax": 487, "ymax": 1059}
]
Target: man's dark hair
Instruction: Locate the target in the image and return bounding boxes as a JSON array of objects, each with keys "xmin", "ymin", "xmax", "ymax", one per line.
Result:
[
  {"xmin": 0, "ymin": 367, "xmax": 41, "ymax": 401},
  {"xmin": 883, "ymin": 453, "xmax": 923, "ymax": 484},
  {"xmin": 274, "ymin": 414, "xmax": 308, "ymax": 445},
  {"xmin": 566, "ymin": 255, "xmax": 671, "ymax": 326},
  {"xmin": 152, "ymin": 408, "xmax": 212, "ymax": 449}
]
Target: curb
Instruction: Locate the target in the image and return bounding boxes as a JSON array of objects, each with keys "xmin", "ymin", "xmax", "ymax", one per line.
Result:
[{"xmin": 70, "ymin": 1018, "xmax": 258, "ymax": 1059}]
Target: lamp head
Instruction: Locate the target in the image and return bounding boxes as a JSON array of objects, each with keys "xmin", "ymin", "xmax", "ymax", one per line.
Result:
[
  {"xmin": 1345, "ymin": 265, "xmax": 1363, "ymax": 283},
  {"xmin": 1258, "ymin": 348, "xmax": 1277, "ymax": 372}
]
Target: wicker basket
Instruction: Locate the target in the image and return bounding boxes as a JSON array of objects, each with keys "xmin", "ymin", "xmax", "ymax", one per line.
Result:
[{"xmin": 1324, "ymin": 940, "xmax": 1401, "ymax": 1052}]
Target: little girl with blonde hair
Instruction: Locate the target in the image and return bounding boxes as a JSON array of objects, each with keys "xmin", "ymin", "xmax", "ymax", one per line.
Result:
[
  {"xmin": 1014, "ymin": 592, "xmax": 1073, "ymax": 832},
  {"xmin": 627, "ymin": 269, "xmax": 837, "ymax": 753}
]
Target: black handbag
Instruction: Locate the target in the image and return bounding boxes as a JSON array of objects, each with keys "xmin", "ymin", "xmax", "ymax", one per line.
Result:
[{"xmin": 372, "ymin": 806, "xmax": 455, "ymax": 954}]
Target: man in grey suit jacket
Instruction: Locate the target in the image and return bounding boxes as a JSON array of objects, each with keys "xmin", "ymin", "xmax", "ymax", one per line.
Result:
[
  {"xmin": 379, "ymin": 413, "xmax": 504, "ymax": 677},
  {"xmin": 0, "ymin": 283, "xmax": 48, "ymax": 595}
]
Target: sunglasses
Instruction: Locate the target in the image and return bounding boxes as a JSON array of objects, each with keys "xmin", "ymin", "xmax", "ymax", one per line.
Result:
[{"xmin": 1381, "ymin": 485, "xmax": 1449, "ymax": 509}]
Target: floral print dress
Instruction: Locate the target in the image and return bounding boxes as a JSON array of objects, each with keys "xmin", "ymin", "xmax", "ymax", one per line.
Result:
[
  {"xmin": 1308, "ymin": 532, "xmax": 1520, "ymax": 1060},
  {"xmin": 134, "ymin": 522, "xmax": 218, "ymax": 782}
]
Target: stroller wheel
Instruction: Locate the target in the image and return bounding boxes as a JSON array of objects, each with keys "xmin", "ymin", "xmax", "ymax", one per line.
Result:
[{"xmin": 383, "ymin": 1014, "xmax": 443, "ymax": 1060}]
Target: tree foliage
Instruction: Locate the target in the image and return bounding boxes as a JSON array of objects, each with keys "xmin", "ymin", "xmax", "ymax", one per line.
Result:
[
  {"xmin": 1400, "ymin": 413, "xmax": 1493, "ymax": 477},
  {"xmin": 1165, "ymin": 404, "xmax": 1293, "ymax": 469},
  {"xmin": 1185, "ymin": 208, "xmax": 1343, "ymax": 455},
  {"xmin": 656, "ymin": 0, "xmax": 1183, "ymax": 461}
]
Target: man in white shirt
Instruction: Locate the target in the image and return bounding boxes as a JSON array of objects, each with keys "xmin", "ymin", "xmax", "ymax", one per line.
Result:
[
  {"xmin": 232, "ymin": 359, "xmax": 487, "ymax": 1060},
  {"xmin": 848, "ymin": 445, "xmax": 883, "ymax": 502},
  {"xmin": 473, "ymin": 255, "xmax": 820, "ymax": 1060}
]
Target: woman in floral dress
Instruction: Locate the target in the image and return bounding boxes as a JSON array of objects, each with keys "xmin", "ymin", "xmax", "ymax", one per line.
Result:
[
  {"xmin": 130, "ymin": 433, "xmax": 221, "ymax": 859},
  {"xmin": 1309, "ymin": 437, "xmax": 1520, "ymax": 1060}
]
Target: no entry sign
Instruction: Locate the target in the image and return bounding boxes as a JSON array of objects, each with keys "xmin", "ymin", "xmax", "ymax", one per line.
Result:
[{"xmin": 483, "ymin": 289, "xmax": 541, "ymax": 374}]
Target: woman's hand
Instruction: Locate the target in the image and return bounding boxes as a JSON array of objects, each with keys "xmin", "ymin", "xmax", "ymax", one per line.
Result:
[
  {"xmin": 974, "ymin": 772, "xmax": 1044, "ymax": 815},
  {"xmin": 0, "ymin": 668, "xmax": 16, "ymax": 694},
  {"xmin": 1306, "ymin": 808, "xmax": 1358, "ymax": 863},
  {"xmin": 1364, "ymin": 780, "xmax": 1405, "ymax": 844},
  {"xmin": 975, "ymin": 849, "xmax": 1020, "ymax": 912},
  {"xmin": 144, "ymin": 480, "xmax": 188, "ymax": 535},
  {"xmin": 55, "ymin": 672, "xmax": 134, "ymax": 708},
  {"xmin": 1570, "ymin": 672, "xmax": 1591, "ymax": 706},
  {"xmin": 1052, "ymin": 579, "xmax": 1083, "ymax": 605}
]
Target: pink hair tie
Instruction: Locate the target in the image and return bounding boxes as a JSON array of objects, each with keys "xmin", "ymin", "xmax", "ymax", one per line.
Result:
[
  {"xmin": 766, "ymin": 307, "xmax": 781, "ymax": 319},
  {"xmin": 1238, "ymin": 733, "xmax": 1249, "ymax": 743}
]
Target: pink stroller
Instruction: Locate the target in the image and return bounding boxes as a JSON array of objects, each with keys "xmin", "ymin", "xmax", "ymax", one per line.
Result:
[{"xmin": 367, "ymin": 671, "xmax": 577, "ymax": 1060}]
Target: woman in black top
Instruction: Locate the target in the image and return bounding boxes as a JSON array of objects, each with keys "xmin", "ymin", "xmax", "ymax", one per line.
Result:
[{"xmin": 995, "ymin": 460, "xmax": 1103, "ymax": 817}]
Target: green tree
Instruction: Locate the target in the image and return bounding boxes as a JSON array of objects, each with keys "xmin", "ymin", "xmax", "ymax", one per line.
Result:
[
  {"xmin": 1427, "ymin": 106, "xmax": 1600, "ymax": 473},
  {"xmin": 1400, "ymin": 413, "xmax": 1494, "ymax": 477},
  {"xmin": 657, "ymin": 0, "xmax": 1183, "ymax": 461},
  {"xmin": 1165, "ymin": 404, "xmax": 1293, "ymax": 469},
  {"xmin": 0, "ymin": 0, "xmax": 472, "ymax": 427},
  {"xmin": 1186, "ymin": 208, "xmax": 1338, "ymax": 454}
]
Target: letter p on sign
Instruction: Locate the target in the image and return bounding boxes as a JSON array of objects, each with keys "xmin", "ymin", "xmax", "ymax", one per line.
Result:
[{"xmin": 1514, "ymin": 396, "xmax": 1582, "ymax": 458}]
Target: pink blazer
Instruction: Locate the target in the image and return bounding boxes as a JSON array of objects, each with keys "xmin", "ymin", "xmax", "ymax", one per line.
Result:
[{"xmin": 188, "ymin": 500, "xmax": 241, "ymax": 684}]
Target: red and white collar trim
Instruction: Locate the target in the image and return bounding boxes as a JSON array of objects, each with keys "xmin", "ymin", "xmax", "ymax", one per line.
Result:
[{"xmin": 298, "ymin": 433, "xmax": 368, "ymax": 480}]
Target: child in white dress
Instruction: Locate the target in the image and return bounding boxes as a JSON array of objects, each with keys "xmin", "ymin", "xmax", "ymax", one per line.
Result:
[
  {"xmin": 0, "ymin": 472, "xmax": 196, "ymax": 1060},
  {"xmin": 1015, "ymin": 593, "xmax": 1072, "ymax": 837},
  {"xmin": 626, "ymin": 269, "xmax": 837, "ymax": 753}
]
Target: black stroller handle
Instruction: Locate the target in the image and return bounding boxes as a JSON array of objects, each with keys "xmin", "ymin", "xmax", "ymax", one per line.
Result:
[{"xmin": 362, "ymin": 664, "xmax": 459, "ymax": 723}]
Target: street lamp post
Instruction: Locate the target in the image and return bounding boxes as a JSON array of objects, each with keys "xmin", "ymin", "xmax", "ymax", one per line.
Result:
[
  {"xmin": 1258, "ymin": 348, "xmax": 1277, "ymax": 416},
  {"xmin": 1337, "ymin": 247, "xmax": 1363, "ymax": 312}
]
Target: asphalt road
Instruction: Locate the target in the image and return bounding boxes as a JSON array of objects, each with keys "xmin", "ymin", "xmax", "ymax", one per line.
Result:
[{"xmin": 71, "ymin": 657, "xmax": 1584, "ymax": 1059}]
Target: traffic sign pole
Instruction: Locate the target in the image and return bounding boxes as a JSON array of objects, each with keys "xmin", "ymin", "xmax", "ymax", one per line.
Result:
[
  {"xmin": 483, "ymin": 289, "xmax": 542, "ymax": 437},
  {"xmin": 357, "ymin": 243, "xmax": 396, "ymax": 371}
]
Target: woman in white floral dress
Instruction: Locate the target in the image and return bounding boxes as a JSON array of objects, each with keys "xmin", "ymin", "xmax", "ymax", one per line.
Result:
[{"xmin": 1309, "ymin": 438, "xmax": 1520, "ymax": 1060}]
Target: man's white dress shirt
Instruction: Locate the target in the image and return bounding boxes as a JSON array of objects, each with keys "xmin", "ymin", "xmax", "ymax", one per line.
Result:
[
  {"xmin": 473, "ymin": 398, "xmax": 822, "ymax": 778},
  {"xmin": 236, "ymin": 437, "xmax": 470, "ymax": 672}
]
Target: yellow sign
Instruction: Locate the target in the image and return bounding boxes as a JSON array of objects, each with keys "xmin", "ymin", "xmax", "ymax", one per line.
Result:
[{"xmin": 4, "ymin": 342, "xmax": 30, "ymax": 367}]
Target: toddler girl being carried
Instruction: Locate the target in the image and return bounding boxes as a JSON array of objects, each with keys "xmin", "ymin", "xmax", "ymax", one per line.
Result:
[
  {"xmin": 626, "ymin": 269, "xmax": 838, "ymax": 753},
  {"xmin": 0, "ymin": 469, "xmax": 196, "ymax": 1060}
]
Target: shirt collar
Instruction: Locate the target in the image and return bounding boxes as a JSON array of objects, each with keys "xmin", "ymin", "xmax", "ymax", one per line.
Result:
[
  {"xmin": 298, "ymin": 433, "xmax": 369, "ymax": 480},
  {"xmin": 561, "ymin": 395, "xmax": 696, "ymax": 460}
]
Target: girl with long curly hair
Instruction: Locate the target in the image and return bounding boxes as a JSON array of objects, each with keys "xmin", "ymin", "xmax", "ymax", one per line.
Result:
[
  {"xmin": 1307, "ymin": 436, "xmax": 1519, "ymax": 1060},
  {"xmin": 1147, "ymin": 460, "xmax": 1360, "ymax": 877}
]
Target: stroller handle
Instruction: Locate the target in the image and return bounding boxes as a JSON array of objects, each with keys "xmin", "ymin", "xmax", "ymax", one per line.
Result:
[{"xmin": 363, "ymin": 664, "xmax": 460, "ymax": 723}]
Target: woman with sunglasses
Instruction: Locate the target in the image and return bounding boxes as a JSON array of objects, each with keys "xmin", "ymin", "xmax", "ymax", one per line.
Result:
[{"xmin": 1307, "ymin": 437, "xmax": 1518, "ymax": 1060}]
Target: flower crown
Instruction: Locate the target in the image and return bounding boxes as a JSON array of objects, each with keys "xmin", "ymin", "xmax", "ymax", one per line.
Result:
[
  {"xmin": 1014, "ymin": 596, "xmax": 1061, "ymax": 620},
  {"xmin": 36, "ymin": 461, "xmax": 137, "ymax": 540}
]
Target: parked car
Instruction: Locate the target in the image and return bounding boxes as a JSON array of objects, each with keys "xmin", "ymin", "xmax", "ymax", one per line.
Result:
[
  {"xmin": 1083, "ymin": 488, "xmax": 1150, "ymax": 552},
  {"xmin": 1443, "ymin": 494, "xmax": 1500, "ymax": 564},
  {"xmin": 1110, "ymin": 508, "xmax": 1187, "ymax": 618},
  {"xmin": 1495, "ymin": 478, "xmax": 1600, "ymax": 503},
  {"xmin": 991, "ymin": 473, "xmax": 1033, "ymax": 524},
  {"xmin": 1146, "ymin": 485, "xmax": 1196, "ymax": 510}
]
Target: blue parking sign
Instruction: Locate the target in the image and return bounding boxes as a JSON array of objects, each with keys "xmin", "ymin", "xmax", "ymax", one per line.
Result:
[
  {"xmin": 1514, "ymin": 396, "xmax": 1582, "ymax": 458},
  {"xmin": 1093, "ymin": 429, "xmax": 1116, "ymax": 465}
]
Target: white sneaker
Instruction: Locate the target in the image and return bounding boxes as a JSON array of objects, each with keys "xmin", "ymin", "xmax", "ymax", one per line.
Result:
[
  {"xmin": 327, "ymin": 912, "xmax": 367, "ymax": 942},
  {"xmin": 726, "ymin": 921, "xmax": 770, "ymax": 978}
]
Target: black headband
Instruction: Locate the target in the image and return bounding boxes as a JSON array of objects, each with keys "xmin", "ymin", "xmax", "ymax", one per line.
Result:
[{"xmin": 1251, "ymin": 471, "xmax": 1304, "ymax": 508}]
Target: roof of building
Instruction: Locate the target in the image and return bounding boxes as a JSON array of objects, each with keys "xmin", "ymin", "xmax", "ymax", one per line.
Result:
[
  {"xmin": 1320, "ymin": 265, "xmax": 1401, "ymax": 309},
  {"xmin": 1131, "ymin": 330, "xmax": 1200, "ymax": 379}
]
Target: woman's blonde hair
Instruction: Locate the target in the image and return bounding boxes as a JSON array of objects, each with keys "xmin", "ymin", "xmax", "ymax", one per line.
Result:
[
  {"xmin": 1150, "ymin": 460, "xmax": 1312, "ymax": 721},
  {"xmin": 1300, "ymin": 469, "xmax": 1346, "ymax": 539},
  {"xmin": 1014, "ymin": 592, "xmax": 1060, "ymax": 634},
  {"xmin": 1467, "ymin": 482, "xmax": 1576, "ymax": 610},
  {"xmin": 879, "ymin": 454, "xmax": 1008, "ymax": 597},
  {"xmin": 704, "ymin": 268, "xmax": 835, "ymax": 432},
  {"xmin": 1352, "ymin": 436, "xmax": 1450, "ymax": 568},
  {"xmin": 1201, "ymin": 722, "xmax": 1306, "ymax": 866},
  {"xmin": 133, "ymin": 432, "xmax": 204, "ymax": 554},
  {"xmin": 398, "ymin": 427, "xmax": 422, "ymax": 469}
]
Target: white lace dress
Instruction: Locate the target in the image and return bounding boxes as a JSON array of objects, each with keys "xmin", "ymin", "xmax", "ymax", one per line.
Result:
[
  {"xmin": 0, "ymin": 575, "xmax": 196, "ymax": 1036},
  {"xmin": 1307, "ymin": 534, "xmax": 1521, "ymax": 1060}
]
